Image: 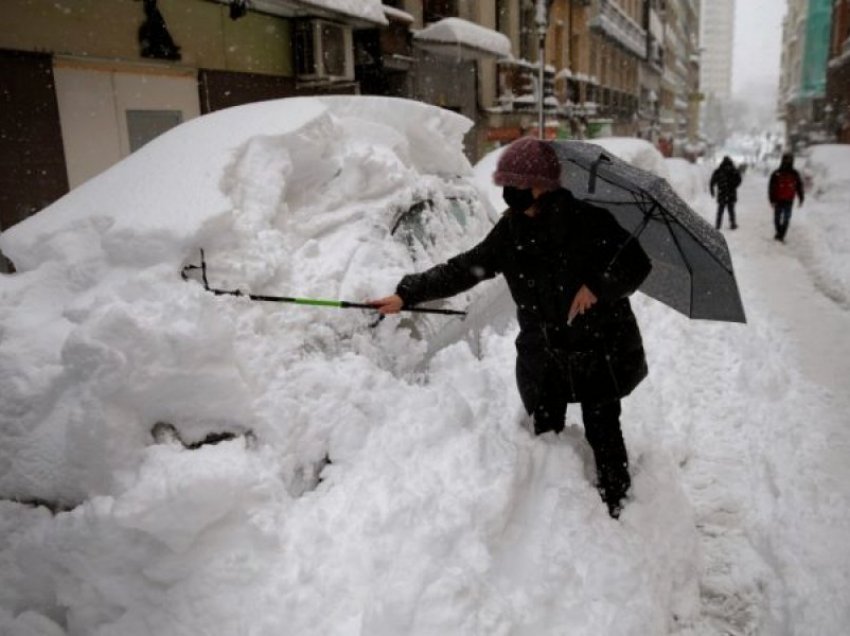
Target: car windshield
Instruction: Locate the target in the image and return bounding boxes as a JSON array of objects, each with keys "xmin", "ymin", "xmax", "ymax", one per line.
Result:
[{"xmin": 392, "ymin": 194, "xmax": 477, "ymax": 258}]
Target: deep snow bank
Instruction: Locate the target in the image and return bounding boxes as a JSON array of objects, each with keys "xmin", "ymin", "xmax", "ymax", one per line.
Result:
[
  {"xmin": 1, "ymin": 105, "xmax": 703, "ymax": 635},
  {"xmin": 790, "ymin": 144, "xmax": 850, "ymax": 307},
  {"xmin": 0, "ymin": 96, "xmax": 486, "ymax": 505}
]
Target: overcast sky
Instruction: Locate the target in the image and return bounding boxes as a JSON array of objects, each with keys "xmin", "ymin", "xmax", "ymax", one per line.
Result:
[{"xmin": 731, "ymin": 0, "xmax": 786, "ymax": 102}]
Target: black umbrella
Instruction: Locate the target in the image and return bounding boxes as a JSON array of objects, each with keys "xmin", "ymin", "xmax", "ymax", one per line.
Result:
[{"xmin": 548, "ymin": 140, "xmax": 746, "ymax": 323}]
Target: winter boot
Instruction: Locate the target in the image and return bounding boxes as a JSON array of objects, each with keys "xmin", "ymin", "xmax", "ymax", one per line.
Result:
[{"xmin": 597, "ymin": 461, "xmax": 630, "ymax": 519}]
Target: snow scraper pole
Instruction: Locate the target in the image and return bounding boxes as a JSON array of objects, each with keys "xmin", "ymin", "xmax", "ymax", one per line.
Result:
[{"xmin": 181, "ymin": 249, "xmax": 466, "ymax": 317}]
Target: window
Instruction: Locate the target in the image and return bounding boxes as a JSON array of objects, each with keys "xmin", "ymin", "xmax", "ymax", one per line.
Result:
[
  {"xmin": 295, "ymin": 20, "xmax": 354, "ymax": 80},
  {"xmin": 126, "ymin": 109, "xmax": 183, "ymax": 152},
  {"xmin": 496, "ymin": 0, "xmax": 510, "ymax": 33},
  {"xmin": 321, "ymin": 23, "xmax": 347, "ymax": 77},
  {"xmin": 391, "ymin": 195, "xmax": 476, "ymax": 261},
  {"xmin": 423, "ymin": 0, "xmax": 458, "ymax": 23}
]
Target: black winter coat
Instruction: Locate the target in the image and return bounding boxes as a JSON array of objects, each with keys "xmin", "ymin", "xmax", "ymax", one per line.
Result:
[
  {"xmin": 710, "ymin": 162, "xmax": 742, "ymax": 204},
  {"xmin": 396, "ymin": 189, "xmax": 652, "ymax": 409}
]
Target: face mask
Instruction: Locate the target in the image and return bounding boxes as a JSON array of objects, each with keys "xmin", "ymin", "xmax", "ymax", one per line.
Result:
[{"xmin": 503, "ymin": 186, "xmax": 535, "ymax": 212}]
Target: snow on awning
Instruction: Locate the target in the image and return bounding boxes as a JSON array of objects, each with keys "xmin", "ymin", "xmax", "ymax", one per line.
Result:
[
  {"xmin": 224, "ymin": 0, "xmax": 388, "ymax": 27},
  {"xmin": 382, "ymin": 4, "xmax": 414, "ymax": 23},
  {"xmin": 414, "ymin": 18, "xmax": 512, "ymax": 60},
  {"xmin": 286, "ymin": 0, "xmax": 387, "ymax": 24}
]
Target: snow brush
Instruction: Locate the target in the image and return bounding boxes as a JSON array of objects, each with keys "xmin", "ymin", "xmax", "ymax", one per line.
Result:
[{"xmin": 180, "ymin": 249, "xmax": 467, "ymax": 317}]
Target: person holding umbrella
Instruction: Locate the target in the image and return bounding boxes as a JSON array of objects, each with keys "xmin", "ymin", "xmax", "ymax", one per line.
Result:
[
  {"xmin": 369, "ymin": 137, "xmax": 652, "ymax": 519},
  {"xmin": 709, "ymin": 156, "xmax": 742, "ymax": 230}
]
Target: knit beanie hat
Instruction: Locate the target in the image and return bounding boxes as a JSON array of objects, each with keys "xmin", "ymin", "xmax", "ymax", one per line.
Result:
[{"xmin": 493, "ymin": 137, "xmax": 561, "ymax": 191}]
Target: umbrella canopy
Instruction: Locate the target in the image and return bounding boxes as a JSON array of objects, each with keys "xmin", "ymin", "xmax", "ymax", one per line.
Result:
[{"xmin": 549, "ymin": 140, "xmax": 746, "ymax": 323}]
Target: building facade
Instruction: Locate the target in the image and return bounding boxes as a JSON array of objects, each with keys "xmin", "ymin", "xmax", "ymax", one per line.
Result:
[
  {"xmin": 826, "ymin": 0, "xmax": 850, "ymax": 142},
  {"xmin": 657, "ymin": 0, "xmax": 701, "ymax": 156},
  {"xmin": 484, "ymin": 0, "xmax": 701, "ymax": 155},
  {"xmin": 699, "ymin": 0, "xmax": 734, "ymax": 102},
  {"xmin": 779, "ymin": 0, "xmax": 834, "ymax": 149},
  {"xmin": 0, "ymin": 0, "xmax": 389, "ymax": 237},
  {"xmin": 699, "ymin": 0, "xmax": 734, "ymax": 144},
  {"xmin": 637, "ymin": 0, "xmax": 665, "ymax": 144},
  {"xmin": 588, "ymin": 0, "xmax": 645, "ymax": 136},
  {"xmin": 1, "ymin": 0, "xmax": 709, "ymax": 248}
]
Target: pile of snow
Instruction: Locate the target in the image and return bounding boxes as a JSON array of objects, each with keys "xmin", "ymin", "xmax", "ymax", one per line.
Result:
[
  {"xmin": 0, "ymin": 96, "xmax": 490, "ymax": 506},
  {"xmin": 803, "ymin": 144, "xmax": 850, "ymax": 199},
  {"xmin": 5, "ymin": 104, "xmax": 847, "ymax": 635},
  {"xmin": 790, "ymin": 144, "xmax": 850, "ymax": 307},
  {"xmin": 0, "ymin": 98, "xmax": 703, "ymax": 635},
  {"xmin": 664, "ymin": 158, "xmax": 708, "ymax": 205},
  {"xmin": 414, "ymin": 17, "xmax": 512, "ymax": 58},
  {"xmin": 590, "ymin": 137, "xmax": 670, "ymax": 180},
  {"xmin": 471, "ymin": 143, "xmax": 504, "ymax": 214}
]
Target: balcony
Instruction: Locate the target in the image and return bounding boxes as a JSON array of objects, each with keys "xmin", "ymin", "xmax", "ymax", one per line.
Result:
[{"xmin": 590, "ymin": 1, "xmax": 647, "ymax": 59}]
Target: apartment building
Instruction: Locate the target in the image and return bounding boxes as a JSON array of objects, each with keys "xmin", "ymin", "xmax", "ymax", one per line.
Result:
[
  {"xmin": 656, "ymin": 0, "xmax": 701, "ymax": 155},
  {"xmin": 699, "ymin": 0, "xmax": 734, "ymax": 143},
  {"xmin": 779, "ymin": 0, "xmax": 833, "ymax": 149},
  {"xmin": 826, "ymin": 0, "xmax": 850, "ymax": 142},
  {"xmin": 588, "ymin": 0, "xmax": 645, "ymax": 136},
  {"xmin": 487, "ymin": 1, "xmax": 701, "ymax": 154},
  {"xmin": 637, "ymin": 0, "xmax": 665, "ymax": 143},
  {"xmin": 699, "ymin": 0, "xmax": 733, "ymax": 102}
]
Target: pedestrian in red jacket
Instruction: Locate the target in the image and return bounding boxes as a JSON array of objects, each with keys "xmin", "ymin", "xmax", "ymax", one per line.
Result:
[{"xmin": 768, "ymin": 153, "xmax": 805, "ymax": 242}]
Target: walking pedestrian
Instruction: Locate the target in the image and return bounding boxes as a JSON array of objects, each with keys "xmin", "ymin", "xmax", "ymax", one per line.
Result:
[
  {"xmin": 709, "ymin": 156, "xmax": 742, "ymax": 230},
  {"xmin": 768, "ymin": 153, "xmax": 805, "ymax": 242},
  {"xmin": 369, "ymin": 137, "xmax": 652, "ymax": 519}
]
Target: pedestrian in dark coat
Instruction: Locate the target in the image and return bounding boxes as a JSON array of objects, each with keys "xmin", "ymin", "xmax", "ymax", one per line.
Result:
[
  {"xmin": 768, "ymin": 153, "xmax": 805, "ymax": 242},
  {"xmin": 709, "ymin": 156, "xmax": 742, "ymax": 230},
  {"xmin": 369, "ymin": 138, "xmax": 652, "ymax": 518}
]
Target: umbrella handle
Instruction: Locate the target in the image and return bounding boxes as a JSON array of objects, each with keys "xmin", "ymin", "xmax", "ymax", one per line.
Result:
[{"xmin": 588, "ymin": 154, "xmax": 611, "ymax": 194}]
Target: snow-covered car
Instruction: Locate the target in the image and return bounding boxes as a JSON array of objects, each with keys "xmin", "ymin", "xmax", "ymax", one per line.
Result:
[{"xmin": 0, "ymin": 96, "xmax": 498, "ymax": 508}]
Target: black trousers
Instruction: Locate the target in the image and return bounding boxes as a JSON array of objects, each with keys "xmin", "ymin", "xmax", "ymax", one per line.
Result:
[
  {"xmin": 774, "ymin": 201, "xmax": 793, "ymax": 239},
  {"xmin": 530, "ymin": 372, "xmax": 631, "ymax": 513},
  {"xmin": 715, "ymin": 201, "xmax": 737, "ymax": 229}
]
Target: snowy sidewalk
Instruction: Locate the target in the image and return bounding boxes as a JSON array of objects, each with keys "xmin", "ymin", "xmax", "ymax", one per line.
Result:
[
  {"xmin": 646, "ymin": 173, "xmax": 850, "ymax": 634},
  {"xmin": 729, "ymin": 177, "xmax": 850, "ymax": 396}
]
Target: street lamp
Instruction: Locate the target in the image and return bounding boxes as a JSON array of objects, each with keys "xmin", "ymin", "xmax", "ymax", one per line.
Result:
[{"xmin": 535, "ymin": 0, "xmax": 554, "ymax": 139}]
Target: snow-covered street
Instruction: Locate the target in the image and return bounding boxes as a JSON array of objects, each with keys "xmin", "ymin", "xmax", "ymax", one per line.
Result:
[
  {"xmin": 1, "ymin": 99, "xmax": 849, "ymax": 635},
  {"xmin": 637, "ymin": 172, "xmax": 850, "ymax": 634}
]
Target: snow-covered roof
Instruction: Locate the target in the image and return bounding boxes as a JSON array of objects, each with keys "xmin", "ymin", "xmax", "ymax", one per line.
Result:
[{"xmin": 414, "ymin": 17, "xmax": 512, "ymax": 59}]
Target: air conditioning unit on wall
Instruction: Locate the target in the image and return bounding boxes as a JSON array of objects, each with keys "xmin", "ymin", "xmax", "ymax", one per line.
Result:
[{"xmin": 295, "ymin": 19, "xmax": 354, "ymax": 82}]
